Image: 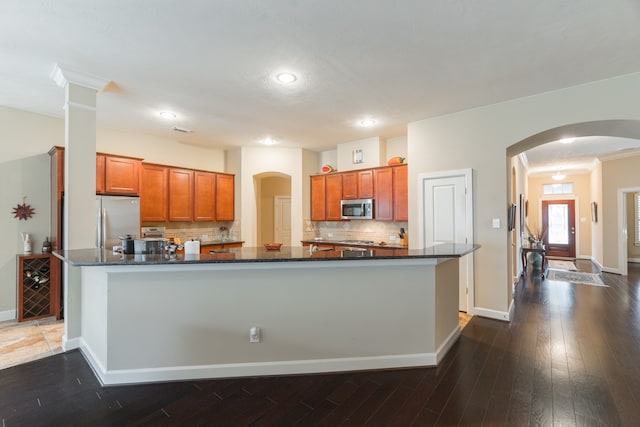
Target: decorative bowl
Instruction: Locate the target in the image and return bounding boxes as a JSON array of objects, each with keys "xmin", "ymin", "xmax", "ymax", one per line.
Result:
[{"xmin": 264, "ymin": 243, "xmax": 282, "ymax": 251}]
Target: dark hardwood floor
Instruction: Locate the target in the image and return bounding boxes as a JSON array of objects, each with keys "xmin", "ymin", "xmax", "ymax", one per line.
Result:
[{"xmin": 2, "ymin": 260, "xmax": 640, "ymax": 426}]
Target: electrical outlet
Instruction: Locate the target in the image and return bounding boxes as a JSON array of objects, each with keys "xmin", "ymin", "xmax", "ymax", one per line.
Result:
[
  {"xmin": 249, "ymin": 327, "xmax": 261, "ymax": 343},
  {"xmin": 389, "ymin": 235, "xmax": 397, "ymax": 241},
  {"xmin": 328, "ymin": 232, "xmax": 333, "ymax": 238}
]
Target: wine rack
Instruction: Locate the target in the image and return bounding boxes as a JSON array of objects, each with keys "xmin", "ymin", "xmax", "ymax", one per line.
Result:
[{"xmin": 17, "ymin": 254, "xmax": 60, "ymax": 322}]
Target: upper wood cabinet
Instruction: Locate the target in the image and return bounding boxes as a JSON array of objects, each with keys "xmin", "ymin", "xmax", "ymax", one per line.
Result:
[
  {"xmin": 393, "ymin": 164, "xmax": 408, "ymax": 221},
  {"xmin": 193, "ymin": 171, "xmax": 216, "ymax": 222},
  {"xmin": 96, "ymin": 155, "xmax": 106, "ymax": 194},
  {"xmin": 140, "ymin": 164, "xmax": 169, "ymax": 222},
  {"xmin": 342, "ymin": 172, "xmax": 357, "ymax": 199},
  {"xmin": 374, "ymin": 167, "xmax": 394, "ymax": 220},
  {"xmin": 358, "ymin": 170, "xmax": 374, "ymax": 198},
  {"xmin": 326, "ymin": 174, "xmax": 343, "ymax": 221},
  {"xmin": 216, "ymin": 174, "xmax": 235, "ymax": 221},
  {"xmin": 342, "ymin": 170, "xmax": 374, "ymax": 200},
  {"xmin": 310, "ymin": 175, "xmax": 327, "ymax": 221},
  {"xmin": 99, "ymin": 154, "xmax": 141, "ymax": 195},
  {"xmin": 169, "ymin": 168, "xmax": 194, "ymax": 221}
]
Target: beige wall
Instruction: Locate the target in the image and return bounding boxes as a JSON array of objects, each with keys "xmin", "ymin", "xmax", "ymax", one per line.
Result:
[
  {"xmin": 601, "ymin": 154, "xmax": 640, "ymax": 270},
  {"xmin": 527, "ymin": 173, "xmax": 593, "ymax": 258},
  {"xmin": 336, "ymin": 136, "xmax": 386, "ymax": 171},
  {"xmin": 408, "ymin": 72, "xmax": 640, "ymax": 318},
  {"xmin": 590, "ymin": 163, "xmax": 603, "ymax": 264},
  {"xmin": 626, "ymin": 192, "xmax": 640, "ymax": 261},
  {"xmin": 258, "ymin": 176, "xmax": 291, "ymax": 245}
]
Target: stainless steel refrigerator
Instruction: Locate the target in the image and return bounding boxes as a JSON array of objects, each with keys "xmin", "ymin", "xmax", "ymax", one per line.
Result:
[{"xmin": 96, "ymin": 195, "xmax": 141, "ymax": 250}]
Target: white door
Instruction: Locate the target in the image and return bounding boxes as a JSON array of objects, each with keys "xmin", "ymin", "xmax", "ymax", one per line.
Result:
[
  {"xmin": 274, "ymin": 196, "xmax": 292, "ymax": 245},
  {"xmin": 420, "ymin": 169, "xmax": 474, "ymax": 312}
]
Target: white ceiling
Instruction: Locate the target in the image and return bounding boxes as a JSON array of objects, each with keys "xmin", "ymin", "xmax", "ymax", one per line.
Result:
[{"xmin": 2, "ymin": 1, "xmax": 640, "ymax": 165}]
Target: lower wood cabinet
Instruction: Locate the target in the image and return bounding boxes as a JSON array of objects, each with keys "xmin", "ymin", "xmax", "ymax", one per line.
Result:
[
  {"xmin": 17, "ymin": 254, "xmax": 60, "ymax": 322},
  {"xmin": 200, "ymin": 242, "xmax": 243, "ymax": 253}
]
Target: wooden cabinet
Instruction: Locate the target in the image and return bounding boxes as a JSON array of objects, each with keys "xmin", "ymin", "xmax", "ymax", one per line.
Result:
[
  {"xmin": 358, "ymin": 170, "xmax": 374, "ymax": 198},
  {"xmin": 393, "ymin": 164, "xmax": 408, "ymax": 221},
  {"xmin": 97, "ymin": 154, "xmax": 141, "ymax": 195},
  {"xmin": 49, "ymin": 147, "xmax": 64, "ymax": 251},
  {"xmin": 96, "ymin": 154, "xmax": 106, "ymax": 194},
  {"xmin": 309, "ymin": 172, "xmax": 343, "ymax": 221},
  {"xmin": 200, "ymin": 242, "xmax": 243, "ymax": 253},
  {"xmin": 326, "ymin": 174, "xmax": 343, "ymax": 221},
  {"xmin": 140, "ymin": 164, "xmax": 169, "ymax": 222},
  {"xmin": 168, "ymin": 168, "xmax": 194, "ymax": 221},
  {"xmin": 342, "ymin": 172, "xmax": 357, "ymax": 199},
  {"xmin": 310, "ymin": 175, "xmax": 327, "ymax": 221},
  {"xmin": 17, "ymin": 254, "xmax": 59, "ymax": 322},
  {"xmin": 216, "ymin": 174, "xmax": 235, "ymax": 221},
  {"xmin": 194, "ymin": 171, "xmax": 216, "ymax": 221},
  {"xmin": 374, "ymin": 167, "xmax": 394, "ymax": 220},
  {"xmin": 342, "ymin": 170, "xmax": 374, "ymax": 200},
  {"xmin": 141, "ymin": 163, "xmax": 234, "ymax": 223}
]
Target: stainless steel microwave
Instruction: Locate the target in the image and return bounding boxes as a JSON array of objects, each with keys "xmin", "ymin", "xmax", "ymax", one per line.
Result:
[{"xmin": 341, "ymin": 198, "xmax": 374, "ymax": 220}]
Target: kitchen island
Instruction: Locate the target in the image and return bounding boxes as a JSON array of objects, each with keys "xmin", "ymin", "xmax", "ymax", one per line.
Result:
[{"xmin": 55, "ymin": 244, "xmax": 478, "ymax": 385}]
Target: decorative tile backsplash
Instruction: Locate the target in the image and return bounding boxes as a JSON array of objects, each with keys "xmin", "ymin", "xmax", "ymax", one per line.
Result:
[
  {"xmin": 304, "ymin": 220, "xmax": 409, "ymax": 244},
  {"xmin": 143, "ymin": 221, "xmax": 240, "ymax": 242}
]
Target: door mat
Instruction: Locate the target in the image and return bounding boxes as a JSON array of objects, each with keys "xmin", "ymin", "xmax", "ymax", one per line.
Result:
[
  {"xmin": 547, "ymin": 260, "xmax": 577, "ymax": 271},
  {"xmin": 546, "ymin": 270, "xmax": 608, "ymax": 287}
]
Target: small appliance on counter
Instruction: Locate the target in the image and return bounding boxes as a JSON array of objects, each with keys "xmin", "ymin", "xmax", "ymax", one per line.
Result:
[{"xmin": 184, "ymin": 240, "xmax": 200, "ymax": 254}]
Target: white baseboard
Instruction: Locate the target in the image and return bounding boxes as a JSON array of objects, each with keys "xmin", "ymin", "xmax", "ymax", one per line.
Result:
[
  {"xmin": 628, "ymin": 258, "xmax": 640, "ymax": 264},
  {"xmin": 80, "ymin": 331, "xmax": 461, "ymax": 386},
  {"xmin": 0, "ymin": 309, "xmax": 16, "ymax": 322},
  {"xmin": 473, "ymin": 306, "xmax": 511, "ymax": 322},
  {"xmin": 62, "ymin": 336, "xmax": 81, "ymax": 352}
]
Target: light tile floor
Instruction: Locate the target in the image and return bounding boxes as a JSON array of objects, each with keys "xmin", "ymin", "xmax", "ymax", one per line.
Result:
[
  {"xmin": 0, "ymin": 317, "xmax": 63, "ymax": 370},
  {"xmin": 1, "ymin": 314, "xmax": 471, "ymax": 371}
]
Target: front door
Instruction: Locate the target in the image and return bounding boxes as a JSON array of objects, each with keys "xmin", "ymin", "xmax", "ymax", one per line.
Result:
[{"xmin": 542, "ymin": 199, "xmax": 576, "ymax": 258}]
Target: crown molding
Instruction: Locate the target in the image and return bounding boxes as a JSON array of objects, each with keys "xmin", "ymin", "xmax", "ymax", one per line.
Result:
[
  {"xmin": 597, "ymin": 147, "xmax": 640, "ymax": 163},
  {"xmin": 50, "ymin": 64, "xmax": 110, "ymax": 91}
]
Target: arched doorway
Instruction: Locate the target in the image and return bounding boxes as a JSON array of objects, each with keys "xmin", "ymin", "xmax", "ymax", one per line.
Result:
[
  {"xmin": 254, "ymin": 172, "xmax": 292, "ymax": 246},
  {"xmin": 507, "ymin": 119, "xmax": 640, "ymax": 276}
]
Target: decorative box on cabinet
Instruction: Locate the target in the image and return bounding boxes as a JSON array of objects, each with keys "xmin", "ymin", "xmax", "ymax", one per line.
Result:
[{"xmin": 17, "ymin": 254, "xmax": 59, "ymax": 322}]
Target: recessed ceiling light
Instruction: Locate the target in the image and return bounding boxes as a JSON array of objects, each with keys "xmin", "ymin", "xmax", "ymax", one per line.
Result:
[
  {"xmin": 276, "ymin": 73, "xmax": 297, "ymax": 84},
  {"xmin": 159, "ymin": 111, "xmax": 176, "ymax": 119},
  {"xmin": 359, "ymin": 119, "xmax": 376, "ymax": 127},
  {"xmin": 260, "ymin": 137, "xmax": 276, "ymax": 146}
]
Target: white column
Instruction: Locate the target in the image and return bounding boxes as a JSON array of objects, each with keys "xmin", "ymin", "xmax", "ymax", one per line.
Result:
[{"xmin": 51, "ymin": 65, "xmax": 109, "ymax": 350}]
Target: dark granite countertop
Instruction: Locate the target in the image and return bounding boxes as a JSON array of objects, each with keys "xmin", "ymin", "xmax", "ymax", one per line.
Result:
[
  {"xmin": 300, "ymin": 239, "xmax": 408, "ymax": 249},
  {"xmin": 53, "ymin": 243, "xmax": 479, "ymax": 267}
]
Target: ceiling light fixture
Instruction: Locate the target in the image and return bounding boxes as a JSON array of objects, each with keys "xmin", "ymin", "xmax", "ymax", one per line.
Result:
[
  {"xmin": 276, "ymin": 72, "xmax": 297, "ymax": 84},
  {"xmin": 552, "ymin": 171, "xmax": 566, "ymax": 181},
  {"xmin": 260, "ymin": 137, "xmax": 276, "ymax": 146},
  {"xmin": 159, "ymin": 111, "xmax": 176, "ymax": 119},
  {"xmin": 359, "ymin": 119, "xmax": 376, "ymax": 127},
  {"xmin": 559, "ymin": 137, "xmax": 575, "ymax": 144}
]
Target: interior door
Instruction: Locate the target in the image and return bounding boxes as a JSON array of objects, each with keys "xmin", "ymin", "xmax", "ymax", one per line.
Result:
[
  {"xmin": 422, "ymin": 172, "xmax": 473, "ymax": 312},
  {"xmin": 542, "ymin": 199, "xmax": 576, "ymax": 258},
  {"xmin": 274, "ymin": 196, "xmax": 292, "ymax": 246}
]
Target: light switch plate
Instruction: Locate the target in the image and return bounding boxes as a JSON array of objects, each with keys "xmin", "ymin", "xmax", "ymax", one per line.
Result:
[{"xmin": 492, "ymin": 218, "xmax": 500, "ymax": 228}]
